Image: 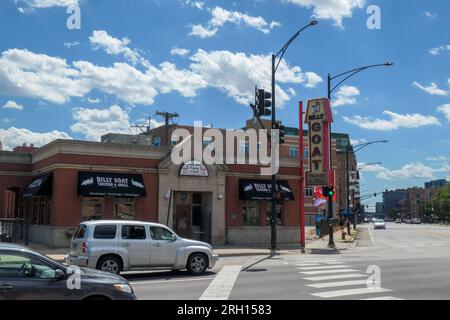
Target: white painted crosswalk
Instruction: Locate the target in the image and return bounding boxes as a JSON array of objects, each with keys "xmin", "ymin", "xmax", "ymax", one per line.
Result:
[{"xmin": 289, "ymin": 259, "xmax": 403, "ymax": 300}]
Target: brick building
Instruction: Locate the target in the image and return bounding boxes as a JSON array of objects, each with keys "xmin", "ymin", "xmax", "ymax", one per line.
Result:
[{"xmin": 1, "ymin": 119, "xmax": 340, "ymax": 248}]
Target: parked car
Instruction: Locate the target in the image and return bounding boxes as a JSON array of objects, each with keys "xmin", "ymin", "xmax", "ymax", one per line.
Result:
[
  {"xmin": 66, "ymin": 220, "xmax": 219, "ymax": 275},
  {"xmin": 374, "ymin": 219, "xmax": 386, "ymax": 230},
  {"xmin": 0, "ymin": 243, "xmax": 136, "ymax": 300},
  {"xmin": 395, "ymin": 219, "xmax": 402, "ymax": 224},
  {"xmin": 412, "ymin": 218, "xmax": 422, "ymax": 224}
]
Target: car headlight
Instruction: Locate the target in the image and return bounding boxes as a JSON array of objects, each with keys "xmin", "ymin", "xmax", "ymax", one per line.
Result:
[{"xmin": 114, "ymin": 284, "xmax": 133, "ymax": 294}]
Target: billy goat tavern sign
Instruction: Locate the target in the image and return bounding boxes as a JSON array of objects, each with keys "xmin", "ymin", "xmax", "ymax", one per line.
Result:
[
  {"xmin": 180, "ymin": 160, "xmax": 209, "ymax": 177},
  {"xmin": 305, "ymin": 98, "xmax": 334, "ymax": 187}
]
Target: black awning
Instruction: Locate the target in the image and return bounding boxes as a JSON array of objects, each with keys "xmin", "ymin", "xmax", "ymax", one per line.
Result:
[
  {"xmin": 22, "ymin": 173, "xmax": 53, "ymax": 198},
  {"xmin": 78, "ymin": 172, "xmax": 147, "ymax": 198},
  {"xmin": 239, "ymin": 179, "xmax": 295, "ymax": 201}
]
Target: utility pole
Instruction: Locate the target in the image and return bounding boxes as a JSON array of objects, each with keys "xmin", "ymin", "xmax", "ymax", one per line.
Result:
[{"xmin": 156, "ymin": 111, "xmax": 179, "ymax": 146}]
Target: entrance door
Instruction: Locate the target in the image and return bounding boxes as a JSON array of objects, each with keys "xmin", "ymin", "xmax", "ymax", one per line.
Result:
[{"xmin": 175, "ymin": 204, "xmax": 191, "ymax": 238}]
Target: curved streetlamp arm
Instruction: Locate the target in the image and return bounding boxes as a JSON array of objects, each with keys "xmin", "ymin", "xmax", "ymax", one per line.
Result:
[
  {"xmin": 329, "ymin": 63, "xmax": 393, "ymax": 95},
  {"xmin": 274, "ymin": 22, "xmax": 317, "ymax": 73},
  {"xmin": 353, "ymin": 140, "xmax": 388, "ymax": 153}
]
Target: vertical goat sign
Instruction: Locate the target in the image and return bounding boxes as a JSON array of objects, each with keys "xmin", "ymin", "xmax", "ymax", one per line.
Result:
[{"xmin": 305, "ymin": 98, "xmax": 334, "ymax": 187}]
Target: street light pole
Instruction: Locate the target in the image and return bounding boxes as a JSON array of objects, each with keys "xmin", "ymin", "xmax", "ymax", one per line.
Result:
[
  {"xmin": 269, "ymin": 20, "xmax": 318, "ymax": 251},
  {"xmin": 326, "ymin": 62, "xmax": 393, "ymax": 243}
]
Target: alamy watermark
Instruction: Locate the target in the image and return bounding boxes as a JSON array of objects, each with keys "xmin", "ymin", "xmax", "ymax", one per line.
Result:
[
  {"xmin": 171, "ymin": 121, "xmax": 280, "ymax": 176},
  {"xmin": 66, "ymin": 4, "xmax": 81, "ymax": 30}
]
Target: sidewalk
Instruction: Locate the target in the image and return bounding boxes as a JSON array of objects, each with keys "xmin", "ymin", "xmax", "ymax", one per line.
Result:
[{"xmin": 26, "ymin": 228, "xmax": 358, "ymax": 262}]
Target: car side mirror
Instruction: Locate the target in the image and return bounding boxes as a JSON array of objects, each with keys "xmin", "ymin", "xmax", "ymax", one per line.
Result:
[{"xmin": 54, "ymin": 269, "xmax": 66, "ymax": 280}]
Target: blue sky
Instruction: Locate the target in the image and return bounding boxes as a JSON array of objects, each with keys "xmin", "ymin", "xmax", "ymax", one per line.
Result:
[{"xmin": 0, "ymin": 0, "xmax": 449, "ymax": 209}]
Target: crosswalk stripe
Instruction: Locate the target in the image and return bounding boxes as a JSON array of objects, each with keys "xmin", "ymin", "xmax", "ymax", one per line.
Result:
[
  {"xmin": 312, "ymin": 287, "xmax": 392, "ymax": 298},
  {"xmin": 307, "ymin": 280, "xmax": 368, "ymax": 289},
  {"xmin": 295, "ymin": 263, "xmax": 321, "ymax": 267},
  {"xmin": 299, "ymin": 269, "xmax": 358, "ymax": 275},
  {"xmin": 362, "ymin": 296, "xmax": 403, "ymax": 300},
  {"xmin": 297, "ymin": 265, "xmax": 350, "ymax": 271},
  {"xmin": 303, "ymin": 274, "xmax": 368, "ymax": 281},
  {"xmin": 199, "ymin": 265, "xmax": 241, "ymax": 300}
]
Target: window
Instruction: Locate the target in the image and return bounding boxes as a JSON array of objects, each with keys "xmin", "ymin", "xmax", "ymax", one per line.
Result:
[
  {"xmin": 0, "ymin": 254, "xmax": 56, "ymax": 279},
  {"xmin": 30, "ymin": 197, "xmax": 51, "ymax": 225},
  {"xmin": 289, "ymin": 146, "xmax": 299, "ymax": 158},
  {"xmin": 114, "ymin": 198, "xmax": 136, "ymax": 220},
  {"xmin": 304, "ymin": 149, "xmax": 309, "ymax": 159},
  {"xmin": 93, "ymin": 225, "xmax": 117, "ymax": 239},
  {"xmin": 239, "ymin": 141, "xmax": 249, "ymax": 155},
  {"xmin": 122, "ymin": 225, "xmax": 146, "ymax": 240},
  {"xmin": 150, "ymin": 227, "xmax": 175, "ymax": 241},
  {"xmin": 73, "ymin": 224, "xmax": 87, "ymax": 239},
  {"xmin": 306, "ymin": 187, "xmax": 313, "ymax": 197},
  {"xmin": 153, "ymin": 137, "xmax": 161, "ymax": 147},
  {"xmin": 81, "ymin": 197, "xmax": 104, "ymax": 221},
  {"xmin": 242, "ymin": 201, "xmax": 260, "ymax": 226},
  {"xmin": 266, "ymin": 202, "xmax": 284, "ymax": 226},
  {"xmin": 171, "ymin": 134, "xmax": 178, "ymax": 146}
]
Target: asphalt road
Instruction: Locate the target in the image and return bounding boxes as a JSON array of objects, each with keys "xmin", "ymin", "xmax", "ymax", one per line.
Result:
[{"xmin": 127, "ymin": 223, "xmax": 450, "ymax": 300}]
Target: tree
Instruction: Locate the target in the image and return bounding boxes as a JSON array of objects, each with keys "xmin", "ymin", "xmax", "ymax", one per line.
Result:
[{"xmin": 433, "ymin": 183, "xmax": 450, "ymax": 220}]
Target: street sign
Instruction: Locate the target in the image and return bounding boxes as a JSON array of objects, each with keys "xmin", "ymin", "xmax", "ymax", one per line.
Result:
[{"xmin": 305, "ymin": 98, "xmax": 334, "ymax": 187}]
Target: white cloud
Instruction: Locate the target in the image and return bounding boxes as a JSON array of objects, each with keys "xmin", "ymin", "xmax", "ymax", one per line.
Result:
[
  {"xmin": 426, "ymin": 156, "xmax": 448, "ymax": 162},
  {"xmin": 412, "ymin": 81, "xmax": 448, "ymax": 96},
  {"xmin": 350, "ymin": 138, "xmax": 367, "ymax": 145},
  {"xmin": 190, "ymin": 6, "xmax": 280, "ymax": 38},
  {"xmin": 429, "ymin": 45, "xmax": 450, "ymax": 55},
  {"xmin": 185, "ymin": 0, "xmax": 204, "ymax": 10},
  {"xmin": 361, "ymin": 162, "xmax": 450, "ymax": 181},
  {"xmin": 16, "ymin": 0, "xmax": 78, "ymax": 12},
  {"xmin": 332, "ymin": 85, "xmax": 360, "ymax": 107},
  {"xmin": 189, "ymin": 49, "xmax": 322, "ymax": 106},
  {"xmin": 87, "ymin": 97, "xmax": 101, "ymax": 104},
  {"xmin": 423, "ymin": 11, "xmax": 437, "ymax": 19},
  {"xmin": 189, "ymin": 24, "xmax": 218, "ymax": 38},
  {"xmin": 2, "ymin": 118, "xmax": 15, "ymax": 124},
  {"xmin": 90, "ymin": 30, "xmax": 140, "ymax": 65},
  {"xmin": 285, "ymin": 0, "xmax": 365, "ymax": 28},
  {"xmin": 437, "ymin": 104, "xmax": 450, "ymax": 122},
  {"xmin": 0, "ymin": 127, "xmax": 72, "ymax": 150},
  {"xmin": 64, "ymin": 41, "xmax": 80, "ymax": 49},
  {"xmin": 343, "ymin": 110, "xmax": 441, "ymax": 131},
  {"xmin": 71, "ymin": 105, "xmax": 130, "ymax": 141},
  {"xmin": 170, "ymin": 47, "xmax": 191, "ymax": 57},
  {"xmin": 0, "ymin": 48, "xmax": 89, "ymax": 104},
  {"xmin": 0, "ymin": 37, "xmax": 320, "ymax": 108},
  {"xmin": 2, "ymin": 100, "xmax": 24, "ymax": 111}
]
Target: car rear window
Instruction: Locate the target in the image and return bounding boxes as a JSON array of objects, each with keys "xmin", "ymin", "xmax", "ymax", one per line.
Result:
[
  {"xmin": 93, "ymin": 225, "xmax": 117, "ymax": 239},
  {"xmin": 74, "ymin": 224, "xmax": 87, "ymax": 239}
]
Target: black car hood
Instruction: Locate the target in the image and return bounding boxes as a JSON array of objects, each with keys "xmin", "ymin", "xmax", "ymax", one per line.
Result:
[{"xmin": 78, "ymin": 267, "xmax": 128, "ymax": 283}]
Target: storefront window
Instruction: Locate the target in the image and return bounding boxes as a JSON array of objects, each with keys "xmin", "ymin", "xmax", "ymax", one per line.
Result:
[
  {"xmin": 114, "ymin": 198, "xmax": 136, "ymax": 220},
  {"xmin": 266, "ymin": 201, "xmax": 284, "ymax": 226},
  {"xmin": 242, "ymin": 201, "xmax": 260, "ymax": 226},
  {"xmin": 30, "ymin": 197, "xmax": 51, "ymax": 225},
  {"xmin": 81, "ymin": 197, "xmax": 105, "ymax": 221}
]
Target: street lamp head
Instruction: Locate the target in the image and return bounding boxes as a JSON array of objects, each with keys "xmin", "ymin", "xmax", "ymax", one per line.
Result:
[
  {"xmin": 385, "ymin": 62, "xmax": 394, "ymax": 66},
  {"xmin": 310, "ymin": 20, "xmax": 319, "ymax": 26},
  {"xmin": 382, "ymin": 140, "xmax": 389, "ymax": 143}
]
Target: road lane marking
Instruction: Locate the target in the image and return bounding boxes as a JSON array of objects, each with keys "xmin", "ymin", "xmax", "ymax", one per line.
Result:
[
  {"xmin": 199, "ymin": 265, "xmax": 241, "ymax": 300},
  {"xmin": 299, "ymin": 269, "xmax": 358, "ymax": 275},
  {"xmin": 312, "ymin": 287, "xmax": 391, "ymax": 298},
  {"xmin": 432, "ymin": 243, "xmax": 444, "ymax": 246},
  {"xmin": 297, "ymin": 265, "xmax": 351, "ymax": 271},
  {"xmin": 307, "ymin": 280, "xmax": 369, "ymax": 289},
  {"xmin": 362, "ymin": 296, "xmax": 403, "ymax": 300},
  {"xmin": 302, "ymin": 274, "xmax": 368, "ymax": 281},
  {"xmin": 130, "ymin": 277, "xmax": 215, "ymax": 285},
  {"xmin": 367, "ymin": 226, "xmax": 376, "ymax": 244}
]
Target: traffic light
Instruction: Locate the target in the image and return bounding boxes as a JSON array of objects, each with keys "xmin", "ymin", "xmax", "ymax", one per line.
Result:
[
  {"xmin": 256, "ymin": 89, "xmax": 272, "ymax": 117},
  {"xmin": 323, "ymin": 186, "xmax": 335, "ymax": 197},
  {"xmin": 279, "ymin": 124, "xmax": 285, "ymax": 144}
]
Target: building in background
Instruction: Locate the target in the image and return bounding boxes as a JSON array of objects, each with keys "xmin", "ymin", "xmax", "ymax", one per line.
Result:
[
  {"xmin": 425, "ymin": 179, "xmax": 447, "ymax": 189},
  {"xmin": 376, "ymin": 202, "xmax": 384, "ymax": 214},
  {"xmin": 383, "ymin": 189, "xmax": 408, "ymax": 218}
]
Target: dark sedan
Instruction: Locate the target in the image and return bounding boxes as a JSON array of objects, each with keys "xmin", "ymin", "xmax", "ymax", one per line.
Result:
[{"xmin": 0, "ymin": 244, "xmax": 136, "ymax": 300}]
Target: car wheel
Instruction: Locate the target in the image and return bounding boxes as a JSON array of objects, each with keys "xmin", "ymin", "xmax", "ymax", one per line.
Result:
[
  {"xmin": 187, "ymin": 253, "xmax": 208, "ymax": 275},
  {"xmin": 96, "ymin": 255, "xmax": 122, "ymax": 274}
]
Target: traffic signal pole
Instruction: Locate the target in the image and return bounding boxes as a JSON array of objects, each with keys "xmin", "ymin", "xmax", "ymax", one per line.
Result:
[{"xmin": 270, "ymin": 54, "xmax": 277, "ymax": 251}]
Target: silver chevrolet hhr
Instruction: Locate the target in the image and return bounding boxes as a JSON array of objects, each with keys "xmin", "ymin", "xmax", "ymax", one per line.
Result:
[{"xmin": 66, "ymin": 220, "xmax": 218, "ymax": 275}]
